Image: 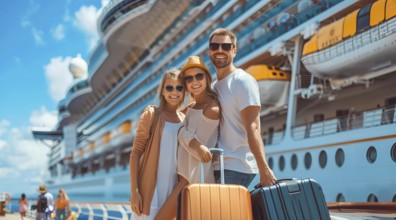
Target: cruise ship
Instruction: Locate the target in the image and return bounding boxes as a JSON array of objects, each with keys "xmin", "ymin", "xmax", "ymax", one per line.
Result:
[{"xmin": 32, "ymin": 0, "xmax": 396, "ymax": 206}]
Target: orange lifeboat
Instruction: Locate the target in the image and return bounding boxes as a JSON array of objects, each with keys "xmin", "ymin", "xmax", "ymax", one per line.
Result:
[
  {"xmin": 246, "ymin": 65, "xmax": 291, "ymax": 108},
  {"xmin": 301, "ymin": 0, "xmax": 396, "ymax": 79}
]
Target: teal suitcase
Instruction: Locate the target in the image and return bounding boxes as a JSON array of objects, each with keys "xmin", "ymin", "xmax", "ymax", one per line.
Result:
[{"xmin": 250, "ymin": 178, "xmax": 330, "ymax": 220}]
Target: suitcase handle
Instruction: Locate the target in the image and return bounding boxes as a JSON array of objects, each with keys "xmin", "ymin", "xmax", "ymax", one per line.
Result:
[
  {"xmin": 275, "ymin": 178, "xmax": 298, "ymax": 183},
  {"xmin": 254, "ymin": 178, "xmax": 299, "ymax": 188},
  {"xmin": 200, "ymin": 148, "xmax": 224, "ymax": 184}
]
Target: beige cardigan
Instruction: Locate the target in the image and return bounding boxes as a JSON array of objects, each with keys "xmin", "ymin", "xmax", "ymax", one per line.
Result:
[{"xmin": 130, "ymin": 106, "xmax": 164, "ymax": 215}]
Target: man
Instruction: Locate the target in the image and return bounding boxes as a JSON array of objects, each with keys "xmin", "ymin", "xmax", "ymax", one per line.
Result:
[
  {"xmin": 36, "ymin": 185, "xmax": 53, "ymax": 220},
  {"xmin": 210, "ymin": 28, "xmax": 276, "ymax": 187}
]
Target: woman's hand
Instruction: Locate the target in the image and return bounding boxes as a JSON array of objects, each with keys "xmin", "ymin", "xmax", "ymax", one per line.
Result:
[
  {"xmin": 130, "ymin": 191, "xmax": 142, "ymax": 216},
  {"xmin": 196, "ymin": 145, "xmax": 212, "ymax": 162}
]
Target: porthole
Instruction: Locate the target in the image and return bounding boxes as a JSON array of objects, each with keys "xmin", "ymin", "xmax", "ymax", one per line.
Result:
[
  {"xmin": 291, "ymin": 154, "xmax": 298, "ymax": 170},
  {"xmin": 367, "ymin": 194, "xmax": 378, "ymax": 202},
  {"xmin": 304, "ymin": 152, "xmax": 312, "ymax": 170},
  {"xmin": 366, "ymin": 146, "xmax": 377, "ymax": 164},
  {"xmin": 335, "ymin": 148, "xmax": 345, "ymax": 167},
  {"xmin": 319, "ymin": 150, "xmax": 327, "ymax": 168},
  {"xmin": 279, "ymin": 155, "xmax": 285, "ymax": 171},
  {"xmin": 336, "ymin": 193, "xmax": 345, "ymax": 202},
  {"xmin": 391, "ymin": 143, "xmax": 396, "ymax": 162},
  {"xmin": 392, "ymin": 194, "xmax": 396, "ymax": 202},
  {"xmin": 268, "ymin": 157, "xmax": 274, "ymax": 169}
]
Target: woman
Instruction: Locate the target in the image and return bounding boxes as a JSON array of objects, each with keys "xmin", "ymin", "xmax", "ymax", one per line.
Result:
[
  {"xmin": 130, "ymin": 69, "xmax": 185, "ymax": 220},
  {"xmin": 55, "ymin": 189, "xmax": 70, "ymax": 220},
  {"xmin": 154, "ymin": 56, "xmax": 221, "ymax": 219},
  {"xmin": 19, "ymin": 193, "xmax": 28, "ymax": 220}
]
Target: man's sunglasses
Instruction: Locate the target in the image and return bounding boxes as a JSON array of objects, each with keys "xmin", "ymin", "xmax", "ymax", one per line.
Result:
[
  {"xmin": 209, "ymin": 43, "xmax": 233, "ymax": 51},
  {"xmin": 184, "ymin": 73, "xmax": 205, "ymax": 84},
  {"xmin": 165, "ymin": 85, "xmax": 184, "ymax": 92}
]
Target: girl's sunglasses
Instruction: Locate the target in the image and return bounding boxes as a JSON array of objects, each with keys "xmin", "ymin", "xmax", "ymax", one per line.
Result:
[
  {"xmin": 165, "ymin": 85, "xmax": 184, "ymax": 92},
  {"xmin": 184, "ymin": 73, "xmax": 205, "ymax": 84},
  {"xmin": 209, "ymin": 43, "xmax": 233, "ymax": 51}
]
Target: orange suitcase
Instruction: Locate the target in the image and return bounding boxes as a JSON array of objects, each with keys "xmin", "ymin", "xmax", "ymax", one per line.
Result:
[{"xmin": 177, "ymin": 148, "xmax": 253, "ymax": 220}]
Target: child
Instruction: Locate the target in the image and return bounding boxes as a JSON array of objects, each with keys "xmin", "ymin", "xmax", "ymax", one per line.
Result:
[{"xmin": 19, "ymin": 193, "xmax": 28, "ymax": 220}]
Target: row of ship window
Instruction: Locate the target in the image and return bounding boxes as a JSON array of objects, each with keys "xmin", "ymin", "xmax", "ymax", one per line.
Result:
[
  {"xmin": 336, "ymin": 193, "xmax": 396, "ymax": 203},
  {"xmin": 268, "ymin": 143, "xmax": 396, "ymax": 171}
]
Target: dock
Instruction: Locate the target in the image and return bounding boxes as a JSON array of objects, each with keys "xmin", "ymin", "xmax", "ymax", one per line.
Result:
[{"xmin": 1, "ymin": 213, "xmax": 34, "ymax": 219}]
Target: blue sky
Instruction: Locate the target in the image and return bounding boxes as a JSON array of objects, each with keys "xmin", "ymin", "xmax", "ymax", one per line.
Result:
[{"xmin": 0, "ymin": 0, "xmax": 108, "ymax": 198}]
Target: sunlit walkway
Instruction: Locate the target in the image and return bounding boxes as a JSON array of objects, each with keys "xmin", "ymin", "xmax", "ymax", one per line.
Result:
[{"xmin": 0, "ymin": 213, "xmax": 33, "ymax": 220}]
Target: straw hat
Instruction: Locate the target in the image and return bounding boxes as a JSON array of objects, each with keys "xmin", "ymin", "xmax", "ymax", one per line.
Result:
[
  {"xmin": 37, "ymin": 185, "xmax": 47, "ymax": 193},
  {"xmin": 180, "ymin": 56, "xmax": 212, "ymax": 81}
]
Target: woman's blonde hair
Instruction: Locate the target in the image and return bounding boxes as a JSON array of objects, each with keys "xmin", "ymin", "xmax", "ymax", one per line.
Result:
[
  {"xmin": 59, "ymin": 188, "xmax": 69, "ymax": 201},
  {"xmin": 156, "ymin": 68, "xmax": 185, "ymax": 109}
]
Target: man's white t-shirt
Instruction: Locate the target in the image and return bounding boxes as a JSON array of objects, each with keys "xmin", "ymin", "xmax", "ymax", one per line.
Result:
[
  {"xmin": 44, "ymin": 192, "xmax": 53, "ymax": 212},
  {"xmin": 213, "ymin": 69, "xmax": 260, "ymax": 174}
]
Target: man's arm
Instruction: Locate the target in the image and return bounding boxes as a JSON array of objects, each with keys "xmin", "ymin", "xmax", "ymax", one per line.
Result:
[{"xmin": 240, "ymin": 106, "xmax": 276, "ymax": 187}]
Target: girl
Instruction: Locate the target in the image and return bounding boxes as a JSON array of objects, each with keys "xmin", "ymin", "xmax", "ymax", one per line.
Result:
[
  {"xmin": 130, "ymin": 69, "xmax": 185, "ymax": 220},
  {"xmin": 55, "ymin": 188, "xmax": 71, "ymax": 220},
  {"xmin": 19, "ymin": 193, "xmax": 28, "ymax": 220},
  {"xmin": 154, "ymin": 56, "xmax": 221, "ymax": 219}
]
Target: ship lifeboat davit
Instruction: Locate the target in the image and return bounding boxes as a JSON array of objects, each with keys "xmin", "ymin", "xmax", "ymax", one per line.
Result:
[
  {"xmin": 301, "ymin": 0, "xmax": 396, "ymax": 79},
  {"xmin": 246, "ymin": 65, "xmax": 290, "ymax": 107}
]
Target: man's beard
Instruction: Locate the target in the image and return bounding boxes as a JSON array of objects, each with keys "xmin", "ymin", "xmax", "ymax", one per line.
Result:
[{"xmin": 211, "ymin": 54, "xmax": 232, "ymax": 68}]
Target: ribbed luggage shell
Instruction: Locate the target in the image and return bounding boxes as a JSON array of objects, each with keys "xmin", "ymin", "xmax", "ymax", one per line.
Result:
[
  {"xmin": 250, "ymin": 178, "xmax": 330, "ymax": 220},
  {"xmin": 179, "ymin": 183, "xmax": 253, "ymax": 220},
  {"xmin": 177, "ymin": 148, "xmax": 253, "ymax": 220}
]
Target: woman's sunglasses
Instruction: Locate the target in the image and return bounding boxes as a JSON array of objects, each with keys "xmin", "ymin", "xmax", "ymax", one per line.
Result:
[
  {"xmin": 209, "ymin": 43, "xmax": 233, "ymax": 51},
  {"xmin": 165, "ymin": 85, "xmax": 184, "ymax": 92},
  {"xmin": 184, "ymin": 73, "xmax": 205, "ymax": 84}
]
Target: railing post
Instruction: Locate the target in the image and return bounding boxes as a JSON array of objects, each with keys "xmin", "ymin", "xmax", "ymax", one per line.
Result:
[
  {"xmin": 118, "ymin": 204, "xmax": 129, "ymax": 220},
  {"xmin": 101, "ymin": 204, "xmax": 108, "ymax": 220},
  {"xmin": 87, "ymin": 204, "xmax": 94, "ymax": 220}
]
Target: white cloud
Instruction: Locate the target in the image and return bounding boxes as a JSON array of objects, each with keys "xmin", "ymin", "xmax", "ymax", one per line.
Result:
[
  {"xmin": 20, "ymin": 0, "xmax": 40, "ymax": 28},
  {"xmin": 7, "ymin": 128, "xmax": 48, "ymax": 171},
  {"xmin": 44, "ymin": 56, "xmax": 74, "ymax": 101},
  {"xmin": 0, "ymin": 120, "xmax": 10, "ymax": 136},
  {"xmin": 32, "ymin": 27, "xmax": 45, "ymax": 45},
  {"xmin": 21, "ymin": 20, "xmax": 30, "ymax": 28},
  {"xmin": 73, "ymin": 5, "xmax": 100, "ymax": 50},
  {"xmin": 0, "ymin": 139, "xmax": 6, "ymax": 150},
  {"xmin": 51, "ymin": 24, "xmax": 65, "ymax": 41},
  {"xmin": 0, "ymin": 120, "xmax": 50, "ymax": 196},
  {"xmin": 30, "ymin": 106, "xmax": 58, "ymax": 129},
  {"xmin": 64, "ymin": 7, "xmax": 72, "ymax": 22}
]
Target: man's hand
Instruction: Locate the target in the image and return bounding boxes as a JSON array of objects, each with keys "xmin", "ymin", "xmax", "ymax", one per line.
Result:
[{"xmin": 260, "ymin": 169, "xmax": 277, "ymax": 187}]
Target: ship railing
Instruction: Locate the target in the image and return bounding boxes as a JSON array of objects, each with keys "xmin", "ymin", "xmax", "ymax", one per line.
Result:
[
  {"xmin": 70, "ymin": 202, "xmax": 131, "ymax": 220},
  {"xmin": 238, "ymin": 0, "xmax": 299, "ymax": 42},
  {"xmin": 82, "ymin": 0, "xmax": 339, "ymax": 139},
  {"xmin": 302, "ymin": 16, "xmax": 396, "ymax": 65},
  {"xmin": 237, "ymin": 0, "xmax": 343, "ymax": 59},
  {"xmin": 291, "ymin": 105, "xmax": 396, "ymax": 140},
  {"xmin": 88, "ymin": 0, "xmax": 289, "ymax": 120},
  {"xmin": 263, "ymin": 129, "xmax": 285, "ymax": 146},
  {"xmin": 100, "ymin": 0, "xmax": 148, "ymax": 34},
  {"xmin": 24, "ymin": 201, "xmax": 130, "ymax": 220}
]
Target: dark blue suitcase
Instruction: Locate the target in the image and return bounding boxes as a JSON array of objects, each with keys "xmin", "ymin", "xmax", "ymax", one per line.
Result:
[{"xmin": 250, "ymin": 178, "xmax": 330, "ymax": 220}]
